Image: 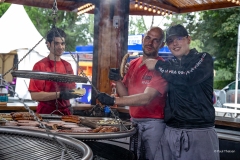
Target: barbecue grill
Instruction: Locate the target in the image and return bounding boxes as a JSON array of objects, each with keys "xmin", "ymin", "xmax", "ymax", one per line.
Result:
[
  {"xmin": 0, "ymin": 127, "xmax": 93, "ymax": 160},
  {"xmin": 40, "ymin": 115, "xmax": 137, "ymax": 140}
]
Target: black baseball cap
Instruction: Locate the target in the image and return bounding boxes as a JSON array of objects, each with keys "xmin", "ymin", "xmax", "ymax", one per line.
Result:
[{"xmin": 166, "ymin": 24, "xmax": 188, "ymax": 42}]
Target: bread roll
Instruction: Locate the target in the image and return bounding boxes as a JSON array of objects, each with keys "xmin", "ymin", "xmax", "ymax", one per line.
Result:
[{"xmin": 120, "ymin": 53, "xmax": 130, "ymax": 78}]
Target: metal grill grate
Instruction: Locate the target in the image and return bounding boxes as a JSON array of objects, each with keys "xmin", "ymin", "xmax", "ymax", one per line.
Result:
[
  {"xmin": 0, "ymin": 127, "xmax": 93, "ymax": 160},
  {"xmin": 11, "ymin": 70, "xmax": 88, "ymax": 83}
]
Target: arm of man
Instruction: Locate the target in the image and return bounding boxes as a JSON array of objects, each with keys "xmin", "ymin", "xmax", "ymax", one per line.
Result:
[
  {"xmin": 115, "ymin": 87, "xmax": 160, "ymax": 106},
  {"xmin": 115, "ymin": 81, "xmax": 128, "ymax": 97},
  {"xmin": 30, "ymin": 92, "xmax": 60, "ymax": 101}
]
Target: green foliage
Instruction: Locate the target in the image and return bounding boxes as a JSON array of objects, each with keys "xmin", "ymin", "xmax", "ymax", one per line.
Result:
[
  {"xmin": 0, "ymin": 3, "xmax": 10, "ymax": 18},
  {"xmin": 214, "ymin": 68, "xmax": 234, "ymax": 81},
  {"xmin": 164, "ymin": 14, "xmax": 188, "ymax": 28},
  {"xmin": 190, "ymin": 39, "xmax": 202, "ymax": 52},
  {"xmin": 129, "ymin": 16, "xmax": 148, "ymax": 35},
  {"xmin": 214, "ymin": 80, "xmax": 234, "ymax": 89},
  {"xmin": 190, "ymin": 8, "xmax": 240, "ymax": 79},
  {"xmin": 88, "ymin": 14, "xmax": 94, "ymax": 42},
  {"xmin": 24, "ymin": 6, "xmax": 92, "ymax": 51}
]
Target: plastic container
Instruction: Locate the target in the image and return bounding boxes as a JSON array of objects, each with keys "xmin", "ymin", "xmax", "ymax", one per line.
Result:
[{"xmin": 0, "ymin": 87, "xmax": 8, "ymax": 102}]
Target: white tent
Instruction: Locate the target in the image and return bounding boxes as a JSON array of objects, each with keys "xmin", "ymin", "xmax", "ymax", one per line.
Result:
[
  {"xmin": 0, "ymin": 4, "xmax": 49, "ymax": 54},
  {"xmin": 0, "ymin": 4, "xmax": 77, "ymax": 100},
  {"xmin": 0, "ymin": 4, "xmax": 50, "ymax": 99}
]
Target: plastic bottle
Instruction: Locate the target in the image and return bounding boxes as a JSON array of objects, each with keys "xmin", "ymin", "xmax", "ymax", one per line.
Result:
[{"xmin": 104, "ymin": 106, "xmax": 111, "ymax": 117}]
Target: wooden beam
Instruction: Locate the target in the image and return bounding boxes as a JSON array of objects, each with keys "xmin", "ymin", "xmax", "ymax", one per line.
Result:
[
  {"xmin": 4, "ymin": 0, "xmax": 74, "ymax": 11},
  {"xmin": 91, "ymin": 0, "xmax": 130, "ymax": 105}
]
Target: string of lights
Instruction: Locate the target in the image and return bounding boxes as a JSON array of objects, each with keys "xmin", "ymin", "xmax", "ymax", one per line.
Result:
[
  {"xmin": 227, "ymin": 0, "xmax": 240, "ymax": 5},
  {"xmin": 134, "ymin": 0, "xmax": 173, "ymax": 16},
  {"xmin": 77, "ymin": 3, "xmax": 95, "ymax": 15},
  {"xmin": 76, "ymin": 1, "xmax": 174, "ymax": 16}
]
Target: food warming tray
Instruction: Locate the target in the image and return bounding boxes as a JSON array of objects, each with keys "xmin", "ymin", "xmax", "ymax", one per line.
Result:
[{"xmin": 0, "ymin": 127, "xmax": 93, "ymax": 160}]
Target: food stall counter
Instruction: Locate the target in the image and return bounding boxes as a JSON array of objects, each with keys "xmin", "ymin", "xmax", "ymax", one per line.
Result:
[{"xmin": 0, "ymin": 102, "xmax": 38, "ymax": 112}]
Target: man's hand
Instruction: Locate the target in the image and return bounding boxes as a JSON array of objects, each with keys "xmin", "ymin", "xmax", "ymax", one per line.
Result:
[
  {"xmin": 96, "ymin": 92, "xmax": 115, "ymax": 106},
  {"xmin": 109, "ymin": 70, "xmax": 121, "ymax": 81},
  {"xmin": 140, "ymin": 59, "xmax": 158, "ymax": 70},
  {"xmin": 59, "ymin": 90, "xmax": 79, "ymax": 100}
]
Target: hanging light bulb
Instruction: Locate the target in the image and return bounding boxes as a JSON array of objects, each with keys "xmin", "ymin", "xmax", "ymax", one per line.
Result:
[
  {"xmin": 153, "ymin": 7, "xmax": 156, "ymax": 13},
  {"xmin": 139, "ymin": 2, "xmax": 143, "ymax": 9},
  {"xmin": 232, "ymin": 0, "xmax": 236, "ymax": 3},
  {"xmin": 144, "ymin": 4, "xmax": 148, "ymax": 10},
  {"xmin": 237, "ymin": 0, "xmax": 240, "ymax": 4},
  {"xmin": 161, "ymin": 10, "xmax": 165, "ymax": 16},
  {"xmin": 169, "ymin": 12, "xmax": 173, "ymax": 17},
  {"xmin": 134, "ymin": 1, "xmax": 138, "ymax": 8},
  {"xmin": 148, "ymin": 5, "xmax": 152, "ymax": 12},
  {"xmin": 157, "ymin": 9, "xmax": 161, "ymax": 14}
]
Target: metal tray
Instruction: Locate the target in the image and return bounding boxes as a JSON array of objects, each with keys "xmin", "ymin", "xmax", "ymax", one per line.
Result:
[
  {"xmin": 59, "ymin": 127, "xmax": 136, "ymax": 140},
  {"xmin": 84, "ymin": 117, "xmax": 132, "ymax": 126},
  {"xmin": 40, "ymin": 115, "xmax": 132, "ymax": 126},
  {"xmin": 8, "ymin": 115, "xmax": 136, "ymax": 140},
  {"xmin": 11, "ymin": 70, "xmax": 88, "ymax": 83},
  {"xmin": 60, "ymin": 117, "xmax": 135, "ymax": 140},
  {"xmin": 40, "ymin": 114, "xmax": 62, "ymax": 119}
]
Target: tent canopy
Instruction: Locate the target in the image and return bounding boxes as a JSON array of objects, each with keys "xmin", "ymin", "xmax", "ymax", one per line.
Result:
[
  {"xmin": 0, "ymin": 4, "xmax": 51, "ymax": 99},
  {"xmin": 0, "ymin": 4, "xmax": 49, "ymax": 55}
]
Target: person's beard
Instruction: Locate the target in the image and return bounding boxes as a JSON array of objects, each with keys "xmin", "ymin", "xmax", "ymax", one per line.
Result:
[{"xmin": 142, "ymin": 47, "xmax": 158, "ymax": 58}]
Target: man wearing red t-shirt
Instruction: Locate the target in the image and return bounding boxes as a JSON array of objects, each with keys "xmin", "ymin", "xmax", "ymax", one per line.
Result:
[
  {"xmin": 97, "ymin": 27, "xmax": 168, "ymax": 160},
  {"xmin": 28, "ymin": 28, "xmax": 78, "ymax": 115}
]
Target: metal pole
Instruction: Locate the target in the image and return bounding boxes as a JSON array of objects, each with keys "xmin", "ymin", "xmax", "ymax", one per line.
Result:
[{"xmin": 234, "ymin": 24, "xmax": 240, "ymax": 117}]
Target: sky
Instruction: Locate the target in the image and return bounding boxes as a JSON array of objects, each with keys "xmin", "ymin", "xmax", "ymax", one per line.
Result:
[{"xmin": 130, "ymin": 15, "xmax": 172, "ymax": 30}]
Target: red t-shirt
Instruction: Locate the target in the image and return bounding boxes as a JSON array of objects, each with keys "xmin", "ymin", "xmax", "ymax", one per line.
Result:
[
  {"xmin": 123, "ymin": 57, "xmax": 168, "ymax": 119},
  {"xmin": 28, "ymin": 57, "xmax": 75, "ymax": 115}
]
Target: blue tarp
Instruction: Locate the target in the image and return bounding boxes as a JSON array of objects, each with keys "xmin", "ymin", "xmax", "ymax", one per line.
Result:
[
  {"xmin": 75, "ymin": 45, "xmax": 93, "ymax": 53},
  {"xmin": 127, "ymin": 44, "xmax": 171, "ymax": 54},
  {"xmin": 64, "ymin": 44, "xmax": 171, "ymax": 54}
]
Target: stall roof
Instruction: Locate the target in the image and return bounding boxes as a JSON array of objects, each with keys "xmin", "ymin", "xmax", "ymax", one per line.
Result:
[{"xmin": 2, "ymin": 0, "xmax": 240, "ymax": 15}]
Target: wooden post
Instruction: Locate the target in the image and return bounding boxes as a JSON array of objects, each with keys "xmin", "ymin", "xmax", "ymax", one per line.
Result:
[{"xmin": 92, "ymin": 0, "xmax": 130, "ymax": 104}]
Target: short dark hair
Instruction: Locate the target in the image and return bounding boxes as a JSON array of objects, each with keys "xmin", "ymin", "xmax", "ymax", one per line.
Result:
[{"xmin": 46, "ymin": 27, "xmax": 66, "ymax": 44}]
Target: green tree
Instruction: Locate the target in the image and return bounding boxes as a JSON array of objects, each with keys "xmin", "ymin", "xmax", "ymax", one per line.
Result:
[
  {"xmin": 129, "ymin": 16, "xmax": 148, "ymax": 35},
  {"xmin": 24, "ymin": 6, "xmax": 92, "ymax": 51},
  {"xmin": 190, "ymin": 8, "xmax": 240, "ymax": 80},
  {"xmin": 88, "ymin": 14, "xmax": 94, "ymax": 43},
  {"xmin": 0, "ymin": 3, "xmax": 10, "ymax": 18}
]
